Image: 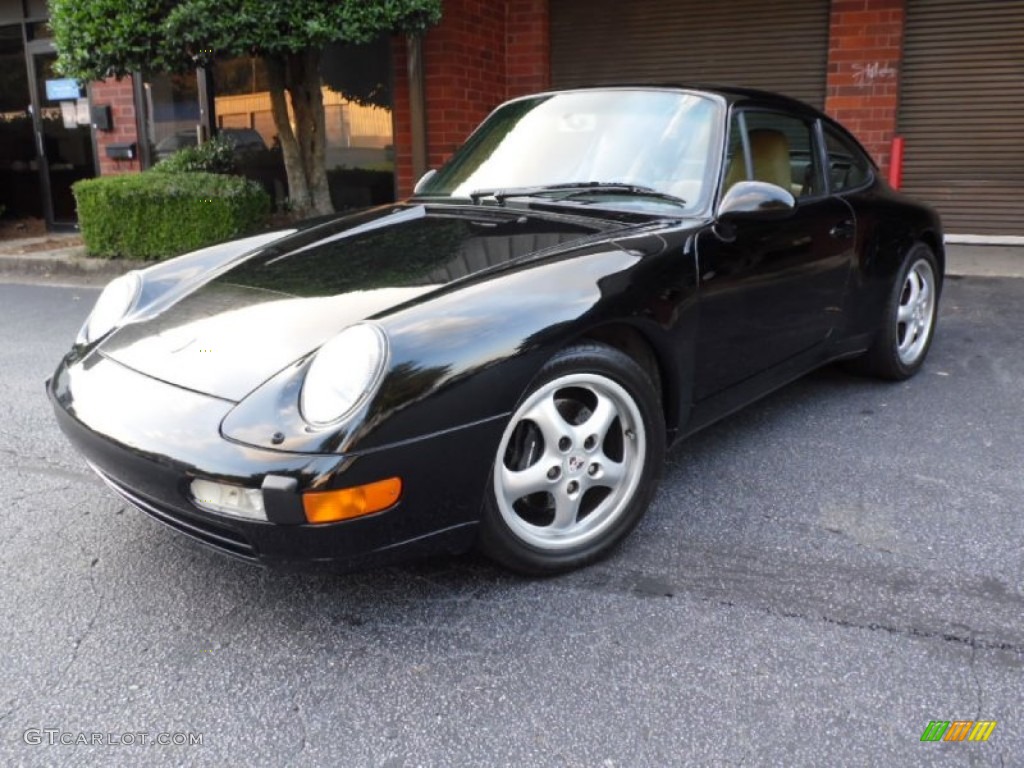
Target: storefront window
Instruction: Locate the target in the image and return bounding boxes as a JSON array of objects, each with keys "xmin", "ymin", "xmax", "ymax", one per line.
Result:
[
  {"xmin": 211, "ymin": 56, "xmax": 286, "ymax": 204},
  {"xmin": 0, "ymin": 24, "xmax": 38, "ymax": 218},
  {"xmin": 142, "ymin": 71, "xmax": 202, "ymax": 163},
  {"xmin": 322, "ymin": 36, "xmax": 395, "ymax": 208},
  {"xmin": 23, "ymin": 0, "xmax": 49, "ymax": 20},
  {"xmin": 211, "ymin": 36, "xmax": 395, "ymax": 210}
]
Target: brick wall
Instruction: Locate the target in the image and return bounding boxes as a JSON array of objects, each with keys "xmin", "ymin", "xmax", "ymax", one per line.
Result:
[
  {"xmin": 393, "ymin": 0, "xmax": 551, "ymax": 196},
  {"xmin": 392, "ymin": 39, "xmax": 416, "ymax": 195},
  {"xmin": 423, "ymin": 0, "xmax": 507, "ymax": 171},
  {"xmin": 90, "ymin": 77, "xmax": 142, "ymax": 175},
  {"xmin": 506, "ymin": 0, "xmax": 550, "ymax": 99},
  {"xmin": 824, "ymin": 0, "xmax": 906, "ymax": 174},
  {"xmin": 395, "ymin": 0, "xmax": 910, "ymax": 195}
]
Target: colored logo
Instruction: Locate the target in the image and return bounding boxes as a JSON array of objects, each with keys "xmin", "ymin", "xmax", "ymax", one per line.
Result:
[{"xmin": 920, "ymin": 720, "xmax": 997, "ymax": 742}]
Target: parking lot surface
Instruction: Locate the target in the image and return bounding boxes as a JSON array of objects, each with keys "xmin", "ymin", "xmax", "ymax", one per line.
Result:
[{"xmin": 1, "ymin": 277, "xmax": 1021, "ymax": 767}]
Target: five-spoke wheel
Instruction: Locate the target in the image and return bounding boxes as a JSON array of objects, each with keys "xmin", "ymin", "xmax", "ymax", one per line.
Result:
[
  {"xmin": 479, "ymin": 343, "xmax": 664, "ymax": 574},
  {"xmin": 851, "ymin": 242, "xmax": 941, "ymax": 380},
  {"xmin": 895, "ymin": 257, "xmax": 937, "ymax": 367},
  {"xmin": 495, "ymin": 372, "xmax": 645, "ymax": 551}
]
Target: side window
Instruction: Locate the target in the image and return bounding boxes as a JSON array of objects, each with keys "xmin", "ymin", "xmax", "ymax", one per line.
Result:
[
  {"xmin": 723, "ymin": 111, "xmax": 822, "ymax": 199},
  {"xmin": 824, "ymin": 126, "xmax": 872, "ymax": 192}
]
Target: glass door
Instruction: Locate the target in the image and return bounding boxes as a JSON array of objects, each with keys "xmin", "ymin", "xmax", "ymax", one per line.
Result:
[
  {"xmin": 0, "ymin": 25, "xmax": 40, "ymax": 222},
  {"xmin": 26, "ymin": 42, "xmax": 97, "ymax": 230}
]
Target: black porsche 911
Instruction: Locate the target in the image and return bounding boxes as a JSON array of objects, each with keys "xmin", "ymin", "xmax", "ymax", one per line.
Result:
[{"xmin": 49, "ymin": 86, "xmax": 943, "ymax": 575}]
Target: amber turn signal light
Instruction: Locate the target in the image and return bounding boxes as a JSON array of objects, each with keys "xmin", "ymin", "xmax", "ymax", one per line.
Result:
[{"xmin": 302, "ymin": 477, "xmax": 402, "ymax": 524}]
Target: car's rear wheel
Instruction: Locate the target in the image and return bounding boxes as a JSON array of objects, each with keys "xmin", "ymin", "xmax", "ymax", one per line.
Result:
[
  {"xmin": 852, "ymin": 242, "xmax": 940, "ymax": 380},
  {"xmin": 479, "ymin": 342, "xmax": 665, "ymax": 575}
]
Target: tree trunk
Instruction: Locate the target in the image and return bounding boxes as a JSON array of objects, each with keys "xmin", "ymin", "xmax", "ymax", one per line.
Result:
[
  {"xmin": 266, "ymin": 50, "xmax": 333, "ymax": 217},
  {"xmin": 265, "ymin": 57, "xmax": 310, "ymax": 214}
]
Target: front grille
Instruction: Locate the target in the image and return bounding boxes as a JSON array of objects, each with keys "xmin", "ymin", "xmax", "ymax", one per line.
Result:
[{"xmin": 90, "ymin": 465, "xmax": 258, "ymax": 562}]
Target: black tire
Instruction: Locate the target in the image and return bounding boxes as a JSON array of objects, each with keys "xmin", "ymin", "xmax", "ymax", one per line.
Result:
[
  {"xmin": 478, "ymin": 342, "xmax": 665, "ymax": 575},
  {"xmin": 849, "ymin": 242, "xmax": 941, "ymax": 381}
]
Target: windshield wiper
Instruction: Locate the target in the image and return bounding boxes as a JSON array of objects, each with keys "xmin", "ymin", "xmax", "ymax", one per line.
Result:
[{"xmin": 468, "ymin": 182, "xmax": 686, "ymax": 208}]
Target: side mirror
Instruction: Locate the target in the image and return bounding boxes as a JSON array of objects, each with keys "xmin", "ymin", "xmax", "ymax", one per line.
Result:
[
  {"xmin": 413, "ymin": 169, "xmax": 437, "ymax": 195},
  {"xmin": 717, "ymin": 180, "xmax": 796, "ymax": 221}
]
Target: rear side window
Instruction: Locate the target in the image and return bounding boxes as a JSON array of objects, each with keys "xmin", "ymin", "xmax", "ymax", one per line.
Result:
[{"xmin": 824, "ymin": 126, "xmax": 872, "ymax": 192}]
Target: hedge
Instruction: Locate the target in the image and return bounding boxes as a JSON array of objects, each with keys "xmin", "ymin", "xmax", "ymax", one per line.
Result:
[{"xmin": 73, "ymin": 172, "xmax": 270, "ymax": 260}]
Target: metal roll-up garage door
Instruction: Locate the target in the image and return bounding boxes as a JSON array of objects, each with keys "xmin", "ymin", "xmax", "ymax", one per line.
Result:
[
  {"xmin": 899, "ymin": 1, "xmax": 1024, "ymax": 236},
  {"xmin": 550, "ymin": 0, "xmax": 830, "ymax": 108}
]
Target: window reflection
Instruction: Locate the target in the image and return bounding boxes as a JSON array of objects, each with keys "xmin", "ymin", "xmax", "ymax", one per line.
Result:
[
  {"xmin": 0, "ymin": 24, "xmax": 37, "ymax": 217},
  {"xmin": 143, "ymin": 72, "xmax": 201, "ymax": 161},
  {"xmin": 212, "ymin": 37, "xmax": 395, "ymax": 211},
  {"xmin": 423, "ymin": 91, "xmax": 718, "ymax": 210}
]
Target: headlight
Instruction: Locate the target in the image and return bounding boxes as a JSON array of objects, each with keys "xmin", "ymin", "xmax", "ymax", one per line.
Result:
[
  {"xmin": 300, "ymin": 324, "xmax": 389, "ymax": 426},
  {"xmin": 79, "ymin": 271, "xmax": 142, "ymax": 344}
]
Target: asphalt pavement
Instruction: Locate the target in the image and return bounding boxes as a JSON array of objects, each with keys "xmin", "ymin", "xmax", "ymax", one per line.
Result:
[{"xmin": 0, "ymin": 277, "xmax": 1021, "ymax": 767}]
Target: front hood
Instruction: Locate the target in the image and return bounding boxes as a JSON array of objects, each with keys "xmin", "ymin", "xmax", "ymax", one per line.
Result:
[{"xmin": 101, "ymin": 204, "xmax": 628, "ymax": 401}]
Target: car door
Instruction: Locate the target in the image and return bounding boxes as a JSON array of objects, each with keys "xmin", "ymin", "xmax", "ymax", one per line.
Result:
[{"xmin": 693, "ymin": 108, "xmax": 854, "ymax": 400}]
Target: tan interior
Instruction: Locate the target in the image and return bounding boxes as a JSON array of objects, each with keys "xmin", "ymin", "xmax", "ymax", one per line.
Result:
[{"xmin": 723, "ymin": 129, "xmax": 793, "ymax": 192}]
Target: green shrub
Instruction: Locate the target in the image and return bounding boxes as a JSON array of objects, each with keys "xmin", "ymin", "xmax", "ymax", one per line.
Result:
[
  {"xmin": 73, "ymin": 172, "xmax": 270, "ymax": 260},
  {"xmin": 152, "ymin": 135, "xmax": 237, "ymax": 175}
]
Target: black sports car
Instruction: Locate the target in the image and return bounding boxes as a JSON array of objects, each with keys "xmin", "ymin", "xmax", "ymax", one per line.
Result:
[{"xmin": 49, "ymin": 87, "xmax": 943, "ymax": 574}]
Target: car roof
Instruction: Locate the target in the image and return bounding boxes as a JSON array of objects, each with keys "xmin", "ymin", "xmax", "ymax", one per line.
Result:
[
  {"xmin": 674, "ymin": 84, "xmax": 816, "ymax": 110},
  {"xmin": 525, "ymin": 84, "xmax": 821, "ymax": 116},
  {"xmin": 474, "ymin": 84, "xmax": 880, "ymax": 183},
  {"xmin": 515, "ymin": 84, "xmax": 878, "ymax": 162}
]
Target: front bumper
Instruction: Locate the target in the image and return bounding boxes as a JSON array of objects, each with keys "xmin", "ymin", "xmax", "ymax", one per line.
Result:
[{"xmin": 48, "ymin": 353, "xmax": 505, "ymax": 571}]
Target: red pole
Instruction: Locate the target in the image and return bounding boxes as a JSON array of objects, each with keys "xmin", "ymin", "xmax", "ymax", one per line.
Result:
[{"xmin": 888, "ymin": 136, "xmax": 905, "ymax": 190}]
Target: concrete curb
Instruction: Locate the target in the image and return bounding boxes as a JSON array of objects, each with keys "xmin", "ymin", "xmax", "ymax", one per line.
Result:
[
  {"xmin": 944, "ymin": 245, "xmax": 1024, "ymax": 279},
  {"xmin": 0, "ymin": 247, "xmax": 137, "ymax": 282}
]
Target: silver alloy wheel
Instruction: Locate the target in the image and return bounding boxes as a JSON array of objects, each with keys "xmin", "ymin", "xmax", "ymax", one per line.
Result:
[
  {"xmin": 493, "ymin": 372, "xmax": 646, "ymax": 551},
  {"xmin": 896, "ymin": 258, "xmax": 937, "ymax": 366}
]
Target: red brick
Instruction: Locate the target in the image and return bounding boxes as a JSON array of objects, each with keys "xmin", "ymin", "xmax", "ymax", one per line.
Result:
[
  {"xmin": 392, "ymin": 0, "xmax": 550, "ymax": 194},
  {"xmin": 395, "ymin": 0, "xmax": 909, "ymax": 191},
  {"xmin": 825, "ymin": 0, "xmax": 905, "ymax": 174}
]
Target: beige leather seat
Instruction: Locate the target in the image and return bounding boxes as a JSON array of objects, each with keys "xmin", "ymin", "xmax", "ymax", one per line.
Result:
[{"xmin": 723, "ymin": 129, "xmax": 792, "ymax": 191}]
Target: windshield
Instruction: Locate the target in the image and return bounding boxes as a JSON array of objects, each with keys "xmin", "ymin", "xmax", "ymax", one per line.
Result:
[{"xmin": 417, "ymin": 90, "xmax": 720, "ymax": 211}]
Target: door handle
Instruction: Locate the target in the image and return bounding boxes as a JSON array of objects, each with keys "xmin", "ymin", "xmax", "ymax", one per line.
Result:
[{"xmin": 830, "ymin": 220, "xmax": 855, "ymax": 240}]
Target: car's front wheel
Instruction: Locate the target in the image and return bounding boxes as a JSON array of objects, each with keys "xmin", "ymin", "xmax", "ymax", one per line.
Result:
[{"xmin": 479, "ymin": 342, "xmax": 665, "ymax": 575}]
